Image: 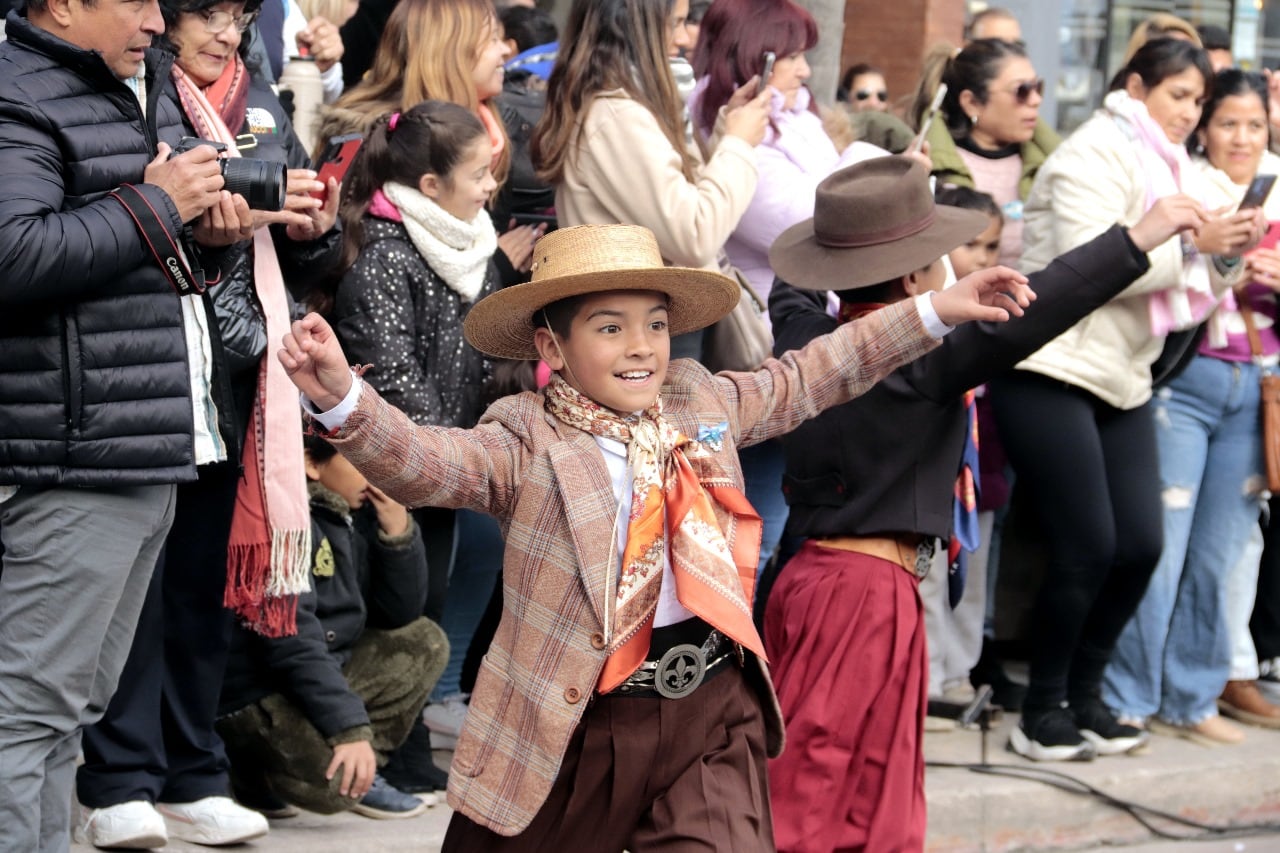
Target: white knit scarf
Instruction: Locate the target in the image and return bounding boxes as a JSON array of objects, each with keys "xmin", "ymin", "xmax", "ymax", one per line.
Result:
[{"xmin": 381, "ymin": 181, "xmax": 497, "ymax": 302}]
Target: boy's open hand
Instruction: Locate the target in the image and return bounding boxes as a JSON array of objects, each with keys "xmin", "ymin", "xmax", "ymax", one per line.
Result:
[
  {"xmin": 279, "ymin": 313, "xmax": 354, "ymax": 411},
  {"xmin": 932, "ymin": 266, "xmax": 1034, "ymax": 327},
  {"xmin": 327, "ymin": 740, "xmax": 376, "ymax": 799}
]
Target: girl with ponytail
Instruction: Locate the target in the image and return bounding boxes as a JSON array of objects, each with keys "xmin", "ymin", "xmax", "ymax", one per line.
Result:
[{"xmin": 327, "ymin": 102, "xmax": 508, "ymax": 755}]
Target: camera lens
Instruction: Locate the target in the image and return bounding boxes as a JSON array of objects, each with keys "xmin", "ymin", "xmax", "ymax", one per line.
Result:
[{"xmin": 220, "ymin": 158, "xmax": 286, "ymax": 211}]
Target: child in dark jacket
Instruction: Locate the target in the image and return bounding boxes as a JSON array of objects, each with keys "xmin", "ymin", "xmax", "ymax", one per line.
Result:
[{"xmin": 217, "ymin": 434, "xmax": 448, "ymax": 819}]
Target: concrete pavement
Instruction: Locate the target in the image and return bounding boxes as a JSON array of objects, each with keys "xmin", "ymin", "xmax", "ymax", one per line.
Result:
[{"xmin": 71, "ymin": 717, "xmax": 1280, "ymax": 852}]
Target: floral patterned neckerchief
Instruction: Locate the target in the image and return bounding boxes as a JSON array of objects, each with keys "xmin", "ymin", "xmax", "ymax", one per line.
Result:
[{"xmin": 543, "ymin": 375, "xmax": 766, "ymax": 693}]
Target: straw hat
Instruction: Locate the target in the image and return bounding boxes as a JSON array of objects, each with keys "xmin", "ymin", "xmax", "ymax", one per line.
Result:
[
  {"xmin": 463, "ymin": 224, "xmax": 740, "ymax": 360},
  {"xmin": 769, "ymin": 155, "xmax": 988, "ymax": 292}
]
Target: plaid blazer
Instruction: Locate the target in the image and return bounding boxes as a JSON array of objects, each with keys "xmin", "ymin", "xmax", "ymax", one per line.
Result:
[{"xmin": 327, "ymin": 298, "xmax": 936, "ymax": 835}]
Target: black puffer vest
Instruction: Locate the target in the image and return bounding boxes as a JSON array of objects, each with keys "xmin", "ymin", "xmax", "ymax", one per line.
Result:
[{"xmin": 0, "ymin": 13, "xmax": 198, "ymax": 487}]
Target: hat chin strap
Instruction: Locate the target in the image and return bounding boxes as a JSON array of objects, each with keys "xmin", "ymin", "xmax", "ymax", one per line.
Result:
[{"xmin": 542, "ymin": 309, "xmax": 583, "ymax": 391}]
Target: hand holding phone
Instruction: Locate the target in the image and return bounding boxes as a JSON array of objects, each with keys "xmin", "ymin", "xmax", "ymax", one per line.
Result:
[
  {"xmin": 311, "ymin": 133, "xmax": 363, "ymax": 202},
  {"xmin": 760, "ymin": 51, "xmax": 776, "ymax": 93},
  {"xmin": 908, "ymin": 82, "xmax": 947, "ymax": 155},
  {"xmin": 1239, "ymin": 173, "xmax": 1277, "ymax": 212}
]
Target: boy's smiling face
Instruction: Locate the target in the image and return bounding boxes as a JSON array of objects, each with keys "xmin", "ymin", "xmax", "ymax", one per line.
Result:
[{"xmin": 534, "ymin": 290, "xmax": 671, "ymax": 414}]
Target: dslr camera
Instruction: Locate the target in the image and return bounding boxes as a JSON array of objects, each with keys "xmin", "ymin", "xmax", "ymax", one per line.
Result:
[{"xmin": 172, "ymin": 137, "xmax": 285, "ymax": 212}]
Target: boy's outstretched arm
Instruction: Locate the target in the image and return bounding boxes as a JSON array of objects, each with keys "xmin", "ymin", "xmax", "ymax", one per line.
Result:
[
  {"xmin": 279, "ymin": 313, "xmax": 356, "ymax": 411},
  {"xmin": 931, "ymin": 265, "xmax": 1034, "ymax": 327}
]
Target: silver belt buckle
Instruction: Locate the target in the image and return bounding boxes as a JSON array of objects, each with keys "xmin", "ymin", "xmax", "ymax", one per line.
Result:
[
  {"xmin": 914, "ymin": 539, "xmax": 934, "ymax": 580},
  {"xmin": 654, "ymin": 643, "xmax": 707, "ymax": 699}
]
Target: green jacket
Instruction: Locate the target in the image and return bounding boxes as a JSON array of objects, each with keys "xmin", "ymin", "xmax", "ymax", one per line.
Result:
[{"xmin": 925, "ymin": 116, "xmax": 1060, "ymax": 200}]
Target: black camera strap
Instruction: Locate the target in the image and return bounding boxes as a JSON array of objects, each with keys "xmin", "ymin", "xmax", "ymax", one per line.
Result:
[{"xmin": 110, "ymin": 183, "xmax": 208, "ymax": 296}]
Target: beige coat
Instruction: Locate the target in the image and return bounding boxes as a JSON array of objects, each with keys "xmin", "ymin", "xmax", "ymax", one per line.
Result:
[
  {"xmin": 1016, "ymin": 106, "xmax": 1236, "ymax": 410},
  {"xmin": 326, "ymin": 299, "xmax": 935, "ymax": 835},
  {"xmin": 554, "ymin": 91, "xmax": 757, "ymax": 271}
]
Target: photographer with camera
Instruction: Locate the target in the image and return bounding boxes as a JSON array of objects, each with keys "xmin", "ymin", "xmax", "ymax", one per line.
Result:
[
  {"xmin": 72, "ymin": 0, "xmax": 343, "ymax": 847},
  {"xmin": 0, "ymin": 0, "xmax": 260, "ymax": 848}
]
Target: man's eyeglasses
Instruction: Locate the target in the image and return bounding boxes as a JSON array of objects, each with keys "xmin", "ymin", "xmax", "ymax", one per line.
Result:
[
  {"xmin": 198, "ymin": 8, "xmax": 260, "ymax": 34},
  {"xmin": 854, "ymin": 89, "xmax": 888, "ymax": 102},
  {"xmin": 1007, "ymin": 78, "xmax": 1045, "ymax": 104}
]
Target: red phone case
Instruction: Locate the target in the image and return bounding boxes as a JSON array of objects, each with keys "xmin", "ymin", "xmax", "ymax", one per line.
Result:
[{"xmin": 311, "ymin": 136, "xmax": 363, "ymax": 201}]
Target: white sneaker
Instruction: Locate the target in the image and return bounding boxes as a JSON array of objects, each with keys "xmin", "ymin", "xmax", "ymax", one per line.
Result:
[
  {"xmin": 157, "ymin": 796, "xmax": 268, "ymax": 846},
  {"xmin": 74, "ymin": 800, "xmax": 168, "ymax": 849},
  {"xmin": 422, "ymin": 694, "xmax": 469, "ymax": 749}
]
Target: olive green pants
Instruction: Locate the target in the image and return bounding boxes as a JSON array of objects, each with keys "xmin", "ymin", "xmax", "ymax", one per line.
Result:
[{"xmin": 217, "ymin": 617, "xmax": 447, "ymax": 814}]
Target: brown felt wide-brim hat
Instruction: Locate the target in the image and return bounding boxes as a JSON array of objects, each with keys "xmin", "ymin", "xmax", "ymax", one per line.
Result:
[
  {"xmin": 770, "ymin": 155, "xmax": 989, "ymax": 292},
  {"xmin": 464, "ymin": 224, "xmax": 740, "ymax": 360}
]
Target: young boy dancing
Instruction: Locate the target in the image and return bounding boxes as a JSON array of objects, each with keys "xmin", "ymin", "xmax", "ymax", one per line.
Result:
[{"xmin": 277, "ymin": 220, "xmax": 1032, "ymax": 850}]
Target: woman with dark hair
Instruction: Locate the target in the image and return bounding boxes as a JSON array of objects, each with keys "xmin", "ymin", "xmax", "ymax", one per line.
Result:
[
  {"xmin": 839, "ymin": 62, "xmax": 889, "ymax": 111},
  {"xmin": 532, "ymin": 0, "xmax": 769, "ymax": 361},
  {"xmin": 73, "ymin": 0, "xmax": 343, "ymax": 845},
  {"xmin": 914, "ymin": 37, "xmax": 1057, "ymax": 268},
  {"xmin": 1104, "ymin": 69, "xmax": 1280, "ymax": 743},
  {"xmin": 991, "ymin": 38, "xmax": 1265, "ymax": 762}
]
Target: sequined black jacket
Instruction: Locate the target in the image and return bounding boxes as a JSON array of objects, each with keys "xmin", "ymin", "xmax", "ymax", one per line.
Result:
[{"xmin": 333, "ymin": 217, "xmax": 496, "ymax": 428}]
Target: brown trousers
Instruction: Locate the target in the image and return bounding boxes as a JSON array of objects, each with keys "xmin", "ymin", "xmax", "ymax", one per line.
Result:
[{"xmin": 442, "ymin": 665, "xmax": 775, "ymax": 852}]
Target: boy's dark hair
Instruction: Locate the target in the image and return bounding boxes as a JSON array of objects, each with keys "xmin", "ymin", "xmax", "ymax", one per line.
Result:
[
  {"xmin": 1197, "ymin": 24, "xmax": 1231, "ymax": 53},
  {"xmin": 303, "ymin": 432, "xmax": 339, "ymax": 465},
  {"xmin": 533, "ymin": 295, "xmax": 588, "ymax": 340},
  {"xmin": 935, "ymin": 185, "xmax": 1001, "ymax": 220},
  {"xmin": 500, "ymin": 5, "xmax": 558, "ymax": 55}
]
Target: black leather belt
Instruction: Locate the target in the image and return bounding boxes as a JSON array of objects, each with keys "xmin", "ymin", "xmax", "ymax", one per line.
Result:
[{"xmin": 614, "ymin": 618, "xmax": 741, "ymax": 699}]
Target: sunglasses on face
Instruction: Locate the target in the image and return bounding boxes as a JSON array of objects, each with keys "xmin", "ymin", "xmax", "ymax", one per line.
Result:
[
  {"xmin": 854, "ymin": 89, "xmax": 888, "ymax": 102},
  {"xmin": 1006, "ymin": 78, "xmax": 1045, "ymax": 104}
]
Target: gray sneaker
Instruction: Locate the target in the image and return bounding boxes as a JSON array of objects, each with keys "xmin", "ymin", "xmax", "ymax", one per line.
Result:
[{"xmin": 351, "ymin": 776, "xmax": 434, "ymax": 820}]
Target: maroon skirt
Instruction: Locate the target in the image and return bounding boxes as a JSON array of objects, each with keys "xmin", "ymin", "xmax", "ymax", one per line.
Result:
[{"xmin": 764, "ymin": 541, "xmax": 928, "ymax": 853}]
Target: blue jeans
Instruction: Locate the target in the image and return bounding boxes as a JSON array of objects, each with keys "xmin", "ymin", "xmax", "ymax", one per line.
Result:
[
  {"xmin": 739, "ymin": 439, "xmax": 789, "ymax": 580},
  {"xmin": 431, "ymin": 509, "xmax": 504, "ymax": 701},
  {"xmin": 1104, "ymin": 356, "xmax": 1265, "ymax": 724}
]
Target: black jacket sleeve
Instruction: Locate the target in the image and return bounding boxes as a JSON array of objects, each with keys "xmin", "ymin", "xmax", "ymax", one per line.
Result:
[
  {"xmin": 904, "ymin": 224, "xmax": 1150, "ymax": 402},
  {"xmin": 356, "ymin": 510, "xmax": 430, "ymax": 630}
]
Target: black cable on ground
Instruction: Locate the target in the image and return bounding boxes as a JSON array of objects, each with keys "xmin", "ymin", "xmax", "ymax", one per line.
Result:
[{"xmin": 926, "ymin": 758, "xmax": 1280, "ymax": 842}]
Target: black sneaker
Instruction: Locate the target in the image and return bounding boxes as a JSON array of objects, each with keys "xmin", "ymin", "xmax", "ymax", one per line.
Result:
[
  {"xmin": 1072, "ymin": 696, "xmax": 1148, "ymax": 756},
  {"xmin": 382, "ymin": 721, "xmax": 451, "ymax": 793},
  {"xmin": 1259, "ymin": 657, "xmax": 1280, "ymax": 704},
  {"xmin": 351, "ymin": 776, "xmax": 433, "ymax": 820},
  {"xmin": 1008, "ymin": 704, "xmax": 1097, "ymax": 762}
]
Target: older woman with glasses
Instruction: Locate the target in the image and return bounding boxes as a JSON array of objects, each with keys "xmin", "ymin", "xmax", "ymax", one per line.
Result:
[{"xmin": 73, "ymin": 0, "xmax": 342, "ymax": 845}]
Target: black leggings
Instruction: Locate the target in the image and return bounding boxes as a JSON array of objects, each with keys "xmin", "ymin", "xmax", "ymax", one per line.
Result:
[{"xmin": 991, "ymin": 371, "xmax": 1163, "ymax": 713}]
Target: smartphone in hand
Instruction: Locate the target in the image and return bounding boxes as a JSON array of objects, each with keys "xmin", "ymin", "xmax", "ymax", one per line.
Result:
[
  {"xmin": 760, "ymin": 51, "xmax": 776, "ymax": 92},
  {"xmin": 1239, "ymin": 173, "xmax": 1277, "ymax": 212},
  {"xmin": 311, "ymin": 133, "xmax": 363, "ymax": 202},
  {"xmin": 908, "ymin": 82, "xmax": 948, "ymax": 155}
]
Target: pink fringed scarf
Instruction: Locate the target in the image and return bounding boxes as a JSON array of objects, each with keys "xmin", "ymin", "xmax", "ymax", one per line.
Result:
[{"xmin": 172, "ymin": 61, "xmax": 312, "ymax": 636}]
